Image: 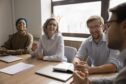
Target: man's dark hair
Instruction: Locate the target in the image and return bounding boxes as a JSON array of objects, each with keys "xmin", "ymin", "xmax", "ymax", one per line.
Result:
[{"xmin": 110, "ymin": 2, "xmax": 126, "ymax": 23}]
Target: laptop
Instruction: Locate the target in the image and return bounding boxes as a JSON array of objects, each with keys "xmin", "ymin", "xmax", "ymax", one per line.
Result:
[{"xmin": 36, "ymin": 65, "xmax": 73, "ymax": 82}]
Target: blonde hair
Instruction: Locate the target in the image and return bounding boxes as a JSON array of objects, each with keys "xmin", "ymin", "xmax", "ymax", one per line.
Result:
[
  {"xmin": 86, "ymin": 15, "xmax": 104, "ymax": 26},
  {"xmin": 43, "ymin": 18, "xmax": 59, "ymax": 36}
]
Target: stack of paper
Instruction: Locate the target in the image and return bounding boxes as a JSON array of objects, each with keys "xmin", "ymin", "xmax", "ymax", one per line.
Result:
[
  {"xmin": 0, "ymin": 62, "xmax": 34, "ymax": 75},
  {"xmin": 0, "ymin": 55, "xmax": 22, "ymax": 63}
]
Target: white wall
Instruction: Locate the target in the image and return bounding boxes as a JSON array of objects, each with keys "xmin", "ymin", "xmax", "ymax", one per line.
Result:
[
  {"xmin": 41, "ymin": 0, "xmax": 51, "ymax": 25},
  {"xmin": 14, "ymin": 0, "xmax": 42, "ymax": 38},
  {"xmin": 0, "ymin": 0, "xmax": 51, "ymax": 46},
  {"xmin": 0, "ymin": 0, "xmax": 13, "ymax": 46}
]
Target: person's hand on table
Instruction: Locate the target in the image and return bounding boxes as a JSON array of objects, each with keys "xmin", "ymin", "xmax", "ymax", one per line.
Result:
[
  {"xmin": 74, "ymin": 61, "xmax": 88, "ymax": 71},
  {"xmin": 0, "ymin": 48, "xmax": 8, "ymax": 56},
  {"xmin": 36, "ymin": 52, "xmax": 43, "ymax": 60},
  {"xmin": 70, "ymin": 61, "xmax": 90, "ymax": 84},
  {"xmin": 70, "ymin": 70, "xmax": 89, "ymax": 84},
  {"xmin": 32, "ymin": 42, "xmax": 38, "ymax": 51}
]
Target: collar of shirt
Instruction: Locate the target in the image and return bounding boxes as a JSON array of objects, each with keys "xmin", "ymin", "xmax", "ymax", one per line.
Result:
[{"xmin": 45, "ymin": 33, "xmax": 57, "ymax": 40}]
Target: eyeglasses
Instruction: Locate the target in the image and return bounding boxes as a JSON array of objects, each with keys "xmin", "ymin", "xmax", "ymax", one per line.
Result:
[
  {"xmin": 88, "ymin": 24, "xmax": 102, "ymax": 31},
  {"xmin": 105, "ymin": 20, "xmax": 117, "ymax": 28}
]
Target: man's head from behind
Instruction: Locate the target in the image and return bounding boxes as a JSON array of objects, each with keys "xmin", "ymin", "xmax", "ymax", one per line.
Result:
[
  {"xmin": 86, "ymin": 16, "xmax": 104, "ymax": 40},
  {"xmin": 107, "ymin": 2, "xmax": 126, "ymax": 51}
]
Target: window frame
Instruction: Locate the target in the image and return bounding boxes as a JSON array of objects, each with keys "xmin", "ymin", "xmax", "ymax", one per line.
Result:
[{"xmin": 51, "ymin": 0, "xmax": 110, "ymax": 37}]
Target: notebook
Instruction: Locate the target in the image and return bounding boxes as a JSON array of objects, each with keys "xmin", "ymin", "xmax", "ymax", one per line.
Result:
[
  {"xmin": 53, "ymin": 62, "xmax": 74, "ymax": 73},
  {"xmin": 0, "ymin": 55, "xmax": 22, "ymax": 63},
  {"xmin": 0, "ymin": 62, "xmax": 34, "ymax": 75},
  {"xmin": 36, "ymin": 65, "xmax": 73, "ymax": 82}
]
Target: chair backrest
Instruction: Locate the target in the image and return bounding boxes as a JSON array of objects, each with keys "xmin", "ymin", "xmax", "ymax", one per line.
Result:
[{"xmin": 64, "ymin": 46, "xmax": 77, "ymax": 63}]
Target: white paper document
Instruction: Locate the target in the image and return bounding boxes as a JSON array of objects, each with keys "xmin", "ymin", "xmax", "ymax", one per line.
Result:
[
  {"xmin": 0, "ymin": 62, "xmax": 34, "ymax": 75},
  {"xmin": 0, "ymin": 55, "xmax": 22, "ymax": 63}
]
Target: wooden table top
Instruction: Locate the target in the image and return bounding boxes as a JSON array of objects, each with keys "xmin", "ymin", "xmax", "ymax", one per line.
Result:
[
  {"xmin": 0, "ymin": 54, "xmax": 73, "ymax": 84},
  {"xmin": 0, "ymin": 54, "xmax": 118, "ymax": 84}
]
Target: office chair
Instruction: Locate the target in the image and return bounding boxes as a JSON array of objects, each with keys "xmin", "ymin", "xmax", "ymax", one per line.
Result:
[{"xmin": 64, "ymin": 46, "xmax": 77, "ymax": 63}]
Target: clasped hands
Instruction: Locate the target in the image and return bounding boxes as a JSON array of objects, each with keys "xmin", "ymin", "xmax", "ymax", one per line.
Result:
[
  {"xmin": 0, "ymin": 48, "xmax": 22, "ymax": 56},
  {"xmin": 70, "ymin": 61, "xmax": 90, "ymax": 84}
]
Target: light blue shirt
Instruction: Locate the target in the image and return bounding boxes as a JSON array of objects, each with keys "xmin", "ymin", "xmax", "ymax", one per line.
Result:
[
  {"xmin": 76, "ymin": 33, "xmax": 121, "ymax": 71},
  {"xmin": 36, "ymin": 33, "xmax": 67, "ymax": 61}
]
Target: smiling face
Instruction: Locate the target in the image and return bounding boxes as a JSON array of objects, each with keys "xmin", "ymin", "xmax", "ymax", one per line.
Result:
[
  {"xmin": 87, "ymin": 19, "xmax": 103, "ymax": 40},
  {"xmin": 46, "ymin": 20, "xmax": 58, "ymax": 37},
  {"xmin": 17, "ymin": 20, "xmax": 26, "ymax": 31}
]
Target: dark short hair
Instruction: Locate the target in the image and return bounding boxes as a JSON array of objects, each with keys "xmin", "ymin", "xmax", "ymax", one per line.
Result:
[
  {"xmin": 43, "ymin": 18, "xmax": 59, "ymax": 36},
  {"xmin": 110, "ymin": 2, "xmax": 126, "ymax": 23},
  {"xmin": 16, "ymin": 18, "xmax": 28, "ymax": 28}
]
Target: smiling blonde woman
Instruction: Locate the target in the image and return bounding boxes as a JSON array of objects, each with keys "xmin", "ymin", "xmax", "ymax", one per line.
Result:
[{"xmin": 35, "ymin": 18, "xmax": 67, "ymax": 62}]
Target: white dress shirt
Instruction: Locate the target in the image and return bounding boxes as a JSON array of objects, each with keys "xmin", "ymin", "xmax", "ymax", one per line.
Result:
[{"xmin": 36, "ymin": 33, "xmax": 67, "ymax": 61}]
